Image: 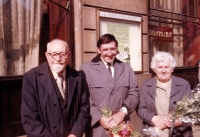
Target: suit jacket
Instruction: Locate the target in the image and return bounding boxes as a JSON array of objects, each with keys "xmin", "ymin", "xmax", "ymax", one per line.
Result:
[
  {"xmin": 21, "ymin": 62, "xmax": 90, "ymax": 137},
  {"xmin": 138, "ymin": 75, "xmax": 193, "ymax": 137},
  {"xmin": 80, "ymin": 55, "xmax": 139, "ymax": 137}
]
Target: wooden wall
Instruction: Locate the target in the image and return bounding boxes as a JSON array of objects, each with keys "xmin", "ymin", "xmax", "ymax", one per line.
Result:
[{"xmin": 0, "ymin": 76, "xmax": 25, "ymax": 137}]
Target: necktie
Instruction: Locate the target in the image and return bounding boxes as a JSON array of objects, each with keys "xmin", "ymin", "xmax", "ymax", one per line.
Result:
[
  {"xmin": 107, "ymin": 63, "xmax": 112, "ymax": 74},
  {"xmin": 57, "ymin": 75, "xmax": 65, "ymax": 100}
]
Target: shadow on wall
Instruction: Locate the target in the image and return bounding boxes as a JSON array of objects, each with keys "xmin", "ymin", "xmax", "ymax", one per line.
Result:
[
  {"xmin": 130, "ymin": 111, "xmax": 143, "ymax": 133},
  {"xmin": 130, "ymin": 73, "xmax": 153, "ymax": 133}
]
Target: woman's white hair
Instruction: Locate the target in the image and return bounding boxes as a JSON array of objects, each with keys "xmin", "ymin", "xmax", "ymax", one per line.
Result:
[{"xmin": 151, "ymin": 51, "xmax": 176, "ymax": 70}]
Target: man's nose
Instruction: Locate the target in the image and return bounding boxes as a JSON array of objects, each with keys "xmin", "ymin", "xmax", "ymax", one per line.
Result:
[
  {"xmin": 107, "ymin": 50, "xmax": 112, "ymax": 55},
  {"xmin": 55, "ymin": 55, "xmax": 62, "ymax": 61}
]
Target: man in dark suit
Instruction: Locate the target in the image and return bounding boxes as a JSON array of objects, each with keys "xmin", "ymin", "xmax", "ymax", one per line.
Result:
[
  {"xmin": 80, "ymin": 34, "xmax": 139, "ymax": 137},
  {"xmin": 21, "ymin": 39, "xmax": 90, "ymax": 137}
]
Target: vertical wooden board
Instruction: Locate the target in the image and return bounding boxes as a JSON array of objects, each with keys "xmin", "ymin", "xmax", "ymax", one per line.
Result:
[
  {"xmin": 142, "ymin": 35, "xmax": 148, "ymax": 53},
  {"xmin": 82, "ymin": 7, "xmax": 97, "ymax": 29},
  {"xmin": 49, "ymin": 2, "xmax": 68, "ymax": 40},
  {"xmin": 143, "ymin": 54, "xmax": 149, "ymax": 72},
  {"xmin": 83, "ymin": 53, "xmax": 97, "ymax": 63},
  {"xmin": 49, "ymin": 0, "xmax": 74, "ymax": 67},
  {"xmin": 83, "ymin": 30, "xmax": 97, "ymax": 52},
  {"xmin": 142, "ymin": 16, "xmax": 148, "ymax": 34}
]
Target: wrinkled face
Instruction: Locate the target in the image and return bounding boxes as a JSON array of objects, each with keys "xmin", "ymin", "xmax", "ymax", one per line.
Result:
[
  {"xmin": 154, "ymin": 59, "xmax": 173, "ymax": 83},
  {"xmin": 45, "ymin": 40, "xmax": 71, "ymax": 74},
  {"xmin": 97, "ymin": 41, "xmax": 117, "ymax": 63}
]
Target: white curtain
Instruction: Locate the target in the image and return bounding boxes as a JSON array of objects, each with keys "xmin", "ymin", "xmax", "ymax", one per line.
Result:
[{"xmin": 0, "ymin": 0, "xmax": 43, "ymax": 76}]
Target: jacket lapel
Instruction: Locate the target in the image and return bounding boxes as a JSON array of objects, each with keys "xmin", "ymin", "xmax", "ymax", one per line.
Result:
[
  {"xmin": 146, "ymin": 77, "xmax": 157, "ymax": 100},
  {"xmin": 91, "ymin": 54, "xmax": 113, "ymax": 82},
  {"xmin": 170, "ymin": 76, "xmax": 181, "ymax": 98},
  {"xmin": 96, "ymin": 61, "xmax": 113, "ymax": 82},
  {"xmin": 146, "ymin": 76, "xmax": 181, "ymax": 100},
  {"xmin": 169, "ymin": 76, "xmax": 182, "ymax": 111},
  {"xmin": 113, "ymin": 60, "xmax": 124, "ymax": 84},
  {"xmin": 37, "ymin": 62, "xmax": 61, "ymax": 109},
  {"xmin": 66, "ymin": 66, "xmax": 78, "ymax": 110}
]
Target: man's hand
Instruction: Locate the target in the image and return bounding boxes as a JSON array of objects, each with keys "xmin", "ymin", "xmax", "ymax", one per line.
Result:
[
  {"xmin": 99, "ymin": 116, "xmax": 113, "ymax": 129},
  {"xmin": 151, "ymin": 115, "xmax": 171, "ymax": 130},
  {"xmin": 109, "ymin": 111, "xmax": 126, "ymax": 128},
  {"xmin": 68, "ymin": 134, "xmax": 76, "ymax": 137}
]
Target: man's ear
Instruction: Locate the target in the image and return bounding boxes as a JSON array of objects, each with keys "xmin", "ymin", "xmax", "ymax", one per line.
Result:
[
  {"xmin": 68, "ymin": 52, "xmax": 72, "ymax": 56},
  {"xmin": 45, "ymin": 52, "xmax": 49, "ymax": 59}
]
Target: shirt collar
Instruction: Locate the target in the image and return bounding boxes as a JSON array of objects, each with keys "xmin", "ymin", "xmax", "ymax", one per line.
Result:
[
  {"xmin": 156, "ymin": 78, "xmax": 172, "ymax": 89},
  {"xmin": 100, "ymin": 57, "xmax": 113, "ymax": 66}
]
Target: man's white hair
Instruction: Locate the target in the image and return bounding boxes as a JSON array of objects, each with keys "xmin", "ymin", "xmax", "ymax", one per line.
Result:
[
  {"xmin": 151, "ymin": 51, "xmax": 176, "ymax": 70},
  {"xmin": 46, "ymin": 39, "xmax": 69, "ymax": 52}
]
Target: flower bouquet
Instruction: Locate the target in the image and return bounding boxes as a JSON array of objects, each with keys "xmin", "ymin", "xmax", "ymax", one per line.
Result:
[
  {"xmin": 108, "ymin": 121, "xmax": 142, "ymax": 137},
  {"xmin": 161, "ymin": 88, "xmax": 200, "ymax": 137},
  {"xmin": 100, "ymin": 103, "xmax": 142, "ymax": 137},
  {"xmin": 170, "ymin": 91, "xmax": 200, "ymax": 124}
]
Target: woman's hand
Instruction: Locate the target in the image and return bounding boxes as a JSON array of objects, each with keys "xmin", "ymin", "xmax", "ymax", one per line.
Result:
[
  {"xmin": 168, "ymin": 118, "xmax": 183, "ymax": 128},
  {"xmin": 151, "ymin": 115, "xmax": 171, "ymax": 130}
]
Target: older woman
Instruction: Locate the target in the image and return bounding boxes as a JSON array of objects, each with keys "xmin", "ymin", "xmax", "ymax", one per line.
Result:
[{"xmin": 138, "ymin": 51, "xmax": 193, "ymax": 137}]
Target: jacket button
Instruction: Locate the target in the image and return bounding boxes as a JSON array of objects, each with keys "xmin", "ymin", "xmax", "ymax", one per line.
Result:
[
  {"xmin": 54, "ymin": 103, "xmax": 57, "ymax": 107},
  {"xmin": 52, "ymin": 125, "xmax": 57, "ymax": 128}
]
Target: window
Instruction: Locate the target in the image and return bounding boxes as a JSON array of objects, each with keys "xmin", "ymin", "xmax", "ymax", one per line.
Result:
[
  {"xmin": 149, "ymin": 0, "xmax": 200, "ymax": 67},
  {"xmin": 0, "ymin": 0, "xmax": 43, "ymax": 76}
]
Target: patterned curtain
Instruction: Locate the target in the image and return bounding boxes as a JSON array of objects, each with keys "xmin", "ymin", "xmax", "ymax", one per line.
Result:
[{"xmin": 0, "ymin": 0, "xmax": 43, "ymax": 76}]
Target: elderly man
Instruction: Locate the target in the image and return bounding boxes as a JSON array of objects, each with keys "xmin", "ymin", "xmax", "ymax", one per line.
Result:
[
  {"xmin": 80, "ymin": 34, "xmax": 139, "ymax": 137},
  {"xmin": 138, "ymin": 51, "xmax": 193, "ymax": 137},
  {"xmin": 21, "ymin": 39, "xmax": 90, "ymax": 137}
]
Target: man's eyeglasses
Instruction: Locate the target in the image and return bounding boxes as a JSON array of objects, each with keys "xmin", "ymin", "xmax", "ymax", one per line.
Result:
[{"xmin": 46, "ymin": 52, "xmax": 70, "ymax": 59}]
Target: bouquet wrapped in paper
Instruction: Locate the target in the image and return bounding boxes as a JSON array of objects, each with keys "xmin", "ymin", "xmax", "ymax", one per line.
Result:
[
  {"xmin": 142, "ymin": 127, "xmax": 162, "ymax": 137},
  {"xmin": 100, "ymin": 103, "xmax": 142, "ymax": 137},
  {"xmin": 170, "ymin": 88, "xmax": 200, "ymax": 124}
]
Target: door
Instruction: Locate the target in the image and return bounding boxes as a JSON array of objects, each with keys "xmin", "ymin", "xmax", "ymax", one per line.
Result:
[{"xmin": 49, "ymin": 0, "xmax": 74, "ymax": 67}]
